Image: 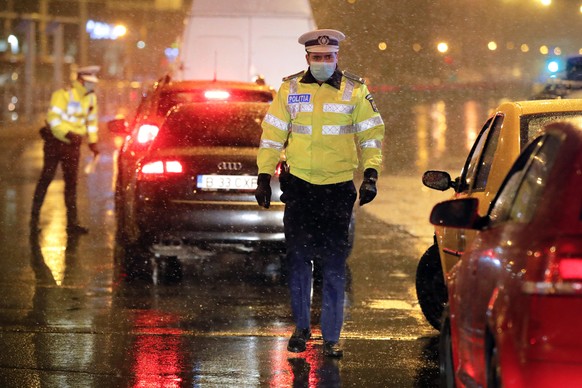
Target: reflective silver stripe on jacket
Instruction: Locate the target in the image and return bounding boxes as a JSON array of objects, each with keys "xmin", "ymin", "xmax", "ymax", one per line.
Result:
[
  {"xmin": 87, "ymin": 125, "xmax": 98, "ymax": 134},
  {"xmin": 323, "ymin": 103, "xmax": 355, "ymax": 114},
  {"xmin": 260, "ymin": 139, "xmax": 285, "ymax": 150},
  {"xmin": 52, "ymin": 105, "xmax": 83, "ymax": 123},
  {"xmin": 322, "ymin": 124, "xmax": 355, "ymax": 135},
  {"xmin": 288, "ymin": 103, "xmax": 314, "ymax": 118},
  {"xmin": 49, "ymin": 118, "xmax": 61, "ymax": 127},
  {"xmin": 51, "ymin": 106, "xmax": 65, "ymax": 115},
  {"xmin": 87, "ymin": 114, "xmax": 97, "ymax": 122},
  {"xmin": 360, "ymin": 139, "xmax": 382, "ymax": 149},
  {"xmin": 264, "ymin": 113, "xmax": 290, "ymax": 132},
  {"xmin": 356, "ymin": 116, "xmax": 384, "ymax": 132},
  {"xmin": 342, "ymin": 79, "xmax": 355, "ymax": 101},
  {"xmin": 291, "ymin": 123, "xmax": 312, "ymax": 135}
]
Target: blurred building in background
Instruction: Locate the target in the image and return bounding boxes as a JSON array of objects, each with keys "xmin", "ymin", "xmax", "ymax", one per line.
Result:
[{"xmin": 0, "ymin": 0, "xmax": 191, "ymax": 123}]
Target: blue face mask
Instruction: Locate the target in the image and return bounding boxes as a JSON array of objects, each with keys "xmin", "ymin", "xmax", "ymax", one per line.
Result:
[{"xmin": 310, "ymin": 62, "xmax": 336, "ymax": 82}]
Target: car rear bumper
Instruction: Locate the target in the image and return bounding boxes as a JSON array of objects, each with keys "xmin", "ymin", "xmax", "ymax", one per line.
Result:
[{"xmin": 136, "ymin": 201, "xmax": 285, "ymax": 246}]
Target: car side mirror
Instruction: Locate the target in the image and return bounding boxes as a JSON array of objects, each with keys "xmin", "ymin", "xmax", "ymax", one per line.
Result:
[
  {"xmin": 107, "ymin": 118, "xmax": 130, "ymax": 134},
  {"xmin": 430, "ymin": 198, "xmax": 480, "ymax": 229},
  {"xmin": 422, "ymin": 170, "xmax": 455, "ymax": 191}
]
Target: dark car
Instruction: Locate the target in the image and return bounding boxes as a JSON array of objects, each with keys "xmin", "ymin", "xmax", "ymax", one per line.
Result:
[
  {"xmin": 107, "ymin": 76, "xmax": 275, "ymax": 232},
  {"xmin": 117, "ymin": 101, "xmax": 285, "ymax": 282}
]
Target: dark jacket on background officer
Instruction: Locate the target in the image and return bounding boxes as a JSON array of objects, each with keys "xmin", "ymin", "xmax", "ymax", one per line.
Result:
[
  {"xmin": 30, "ymin": 66, "xmax": 101, "ymax": 235},
  {"xmin": 255, "ymin": 29, "xmax": 385, "ymax": 358}
]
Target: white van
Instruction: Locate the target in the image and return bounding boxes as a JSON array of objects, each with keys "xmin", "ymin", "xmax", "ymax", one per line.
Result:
[{"xmin": 174, "ymin": 0, "xmax": 316, "ymax": 86}]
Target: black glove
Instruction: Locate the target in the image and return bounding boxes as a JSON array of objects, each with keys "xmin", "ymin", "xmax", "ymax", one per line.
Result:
[
  {"xmin": 88, "ymin": 143, "xmax": 100, "ymax": 157},
  {"xmin": 65, "ymin": 132, "xmax": 82, "ymax": 147},
  {"xmin": 359, "ymin": 168, "xmax": 378, "ymax": 206},
  {"xmin": 278, "ymin": 161, "xmax": 290, "ymax": 192},
  {"xmin": 255, "ymin": 173, "xmax": 272, "ymax": 209}
]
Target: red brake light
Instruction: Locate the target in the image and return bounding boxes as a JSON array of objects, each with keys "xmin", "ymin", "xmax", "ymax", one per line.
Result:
[
  {"xmin": 559, "ymin": 259, "xmax": 582, "ymax": 280},
  {"xmin": 204, "ymin": 90, "xmax": 230, "ymax": 100},
  {"xmin": 137, "ymin": 124, "xmax": 159, "ymax": 144},
  {"xmin": 522, "ymin": 238, "xmax": 582, "ymax": 295},
  {"xmin": 139, "ymin": 160, "xmax": 183, "ymax": 180},
  {"xmin": 141, "ymin": 161, "xmax": 164, "ymax": 174},
  {"xmin": 165, "ymin": 161, "xmax": 183, "ymax": 173}
]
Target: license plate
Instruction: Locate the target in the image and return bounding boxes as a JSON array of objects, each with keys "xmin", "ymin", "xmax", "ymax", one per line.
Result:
[{"xmin": 196, "ymin": 174, "xmax": 258, "ymax": 190}]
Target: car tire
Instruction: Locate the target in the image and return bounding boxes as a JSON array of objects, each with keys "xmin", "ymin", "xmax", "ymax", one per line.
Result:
[
  {"xmin": 416, "ymin": 243, "xmax": 448, "ymax": 331},
  {"xmin": 114, "ymin": 179, "xmax": 126, "ymax": 244},
  {"xmin": 154, "ymin": 255, "xmax": 183, "ymax": 284},
  {"xmin": 121, "ymin": 244, "xmax": 153, "ymax": 283},
  {"xmin": 439, "ymin": 308, "xmax": 456, "ymax": 388}
]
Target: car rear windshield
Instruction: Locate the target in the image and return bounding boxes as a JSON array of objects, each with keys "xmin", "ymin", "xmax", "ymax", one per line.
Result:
[
  {"xmin": 521, "ymin": 112, "xmax": 582, "ymax": 149},
  {"xmin": 158, "ymin": 90, "xmax": 273, "ymax": 116},
  {"xmin": 155, "ymin": 104, "xmax": 267, "ymax": 148}
]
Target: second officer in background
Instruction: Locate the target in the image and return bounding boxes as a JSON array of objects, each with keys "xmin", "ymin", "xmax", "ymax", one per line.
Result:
[
  {"xmin": 255, "ymin": 29, "xmax": 385, "ymax": 358},
  {"xmin": 30, "ymin": 66, "xmax": 101, "ymax": 235}
]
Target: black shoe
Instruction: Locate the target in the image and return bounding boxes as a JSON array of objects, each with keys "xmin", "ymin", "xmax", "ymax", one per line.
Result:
[
  {"xmin": 323, "ymin": 341, "xmax": 343, "ymax": 358},
  {"xmin": 67, "ymin": 224, "xmax": 89, "ymax": 235},
  {"xmin": 287, "ymin": 328, "xmax": 311, "ymax": 353}
]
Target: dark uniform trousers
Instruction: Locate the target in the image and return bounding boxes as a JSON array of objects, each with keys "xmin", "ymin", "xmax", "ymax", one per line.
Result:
[
  {"xmin": 282, "ymin": 174, "xmax": 356, "ymax": 343},
  {"xmin": 31, "ymin": 135, "xmax": 82, "ymax": 227}
]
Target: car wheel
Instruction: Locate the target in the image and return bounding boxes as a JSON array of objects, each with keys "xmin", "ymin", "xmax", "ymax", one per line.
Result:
[
  {"xmin": 120, "ymin": 244, "xmax": 153, "ymax": 283},
  {"xmin": 153, "ymin": 256, "xmax": 183, "ymax": 285},
  {"xmin": 114, "ymin": 181, "xmax": 126, "ymax": 243},
  {"xmin": 416, "ymin": 243, "xmax": 448, "ymax": 330},
  {"xmin": 486, "ymin": 334, "xmax": 502, "ymax": 388},
  {"xmin": 439, "ymin": 309, "xmax": 456, "ymax": 388}
]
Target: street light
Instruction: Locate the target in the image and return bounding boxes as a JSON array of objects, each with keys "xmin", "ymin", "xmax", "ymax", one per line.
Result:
[
  {"xmin": 7, "ymin": 34, "xmax": 18, "ymax": 54},
  {"xmin": 437, "ymin": 42, "xmax": 448, "ymax": 53},
  {"xmin": 113, "ymin": 24, "xmax": 127, "ymax": 39}
]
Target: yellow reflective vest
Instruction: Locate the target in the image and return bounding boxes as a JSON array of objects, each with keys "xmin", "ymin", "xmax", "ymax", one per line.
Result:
[
  {"xmin": 257, "ymin": 69, "xmax": 384, "ymax": 185},
  {"xmin": 46, "ymin": 80, "xmax": 99, "ymax": 144}
]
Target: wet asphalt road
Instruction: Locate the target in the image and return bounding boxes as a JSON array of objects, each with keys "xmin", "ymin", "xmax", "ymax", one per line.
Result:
[{"xmin": 0, "ymin": 124, "xmax": 440, "ymax": 387}]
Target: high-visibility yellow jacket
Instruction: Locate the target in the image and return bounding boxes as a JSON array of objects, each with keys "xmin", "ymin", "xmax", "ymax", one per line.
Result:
[
  {"xmin": 46, "ymin": 80, "xmax": 99, "ymax": 144},
  {"xmin": 257, "ymin": 69, "xmax": 384, "ymax": 185}
]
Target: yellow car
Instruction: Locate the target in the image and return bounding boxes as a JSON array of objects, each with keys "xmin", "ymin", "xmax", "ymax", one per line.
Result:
[{"xmin": 417, "ymin": 98, "xmax": 582, "ymax": 330}]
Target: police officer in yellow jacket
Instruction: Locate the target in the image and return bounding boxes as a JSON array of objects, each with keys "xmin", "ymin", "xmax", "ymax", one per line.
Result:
[
  {"xmin": 30, "ymin": 66, "xmax": 100, "ymax": 235},
  {"xmin": 255, "ymin": 29, "xmax": 385, "ymax": 358}
]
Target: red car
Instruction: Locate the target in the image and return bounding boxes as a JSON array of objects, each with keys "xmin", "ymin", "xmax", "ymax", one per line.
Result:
[{"xmin": 430, "ymin": 120, "xmax": 582, "ymax": 387}]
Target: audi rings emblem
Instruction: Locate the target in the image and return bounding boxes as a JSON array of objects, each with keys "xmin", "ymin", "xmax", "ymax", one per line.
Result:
[{"xmin": 217, "ymin": 161, "xmax": 243, "ymax": 171}]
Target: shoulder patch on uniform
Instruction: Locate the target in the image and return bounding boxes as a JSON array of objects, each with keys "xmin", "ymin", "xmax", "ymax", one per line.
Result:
[
  {"xmin": 342, "ymin": 70, "xmax": 365, "ymax": 84},
  {"xmin": 365, "ymin": 94, "xmax": 379, "ymax": 112},
  {"xmin": 282, "ymin": 70, "xmax": 305, "ymax": 82}
]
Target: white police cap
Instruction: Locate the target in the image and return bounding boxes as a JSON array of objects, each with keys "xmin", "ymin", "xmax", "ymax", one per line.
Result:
[
  {"xmin": 298, "ymin": 29, "xmax": 345, "ymax": 53},
  {"xmin": 77, "ymin": 65, "xmax": 100, "ymax": 83}
]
